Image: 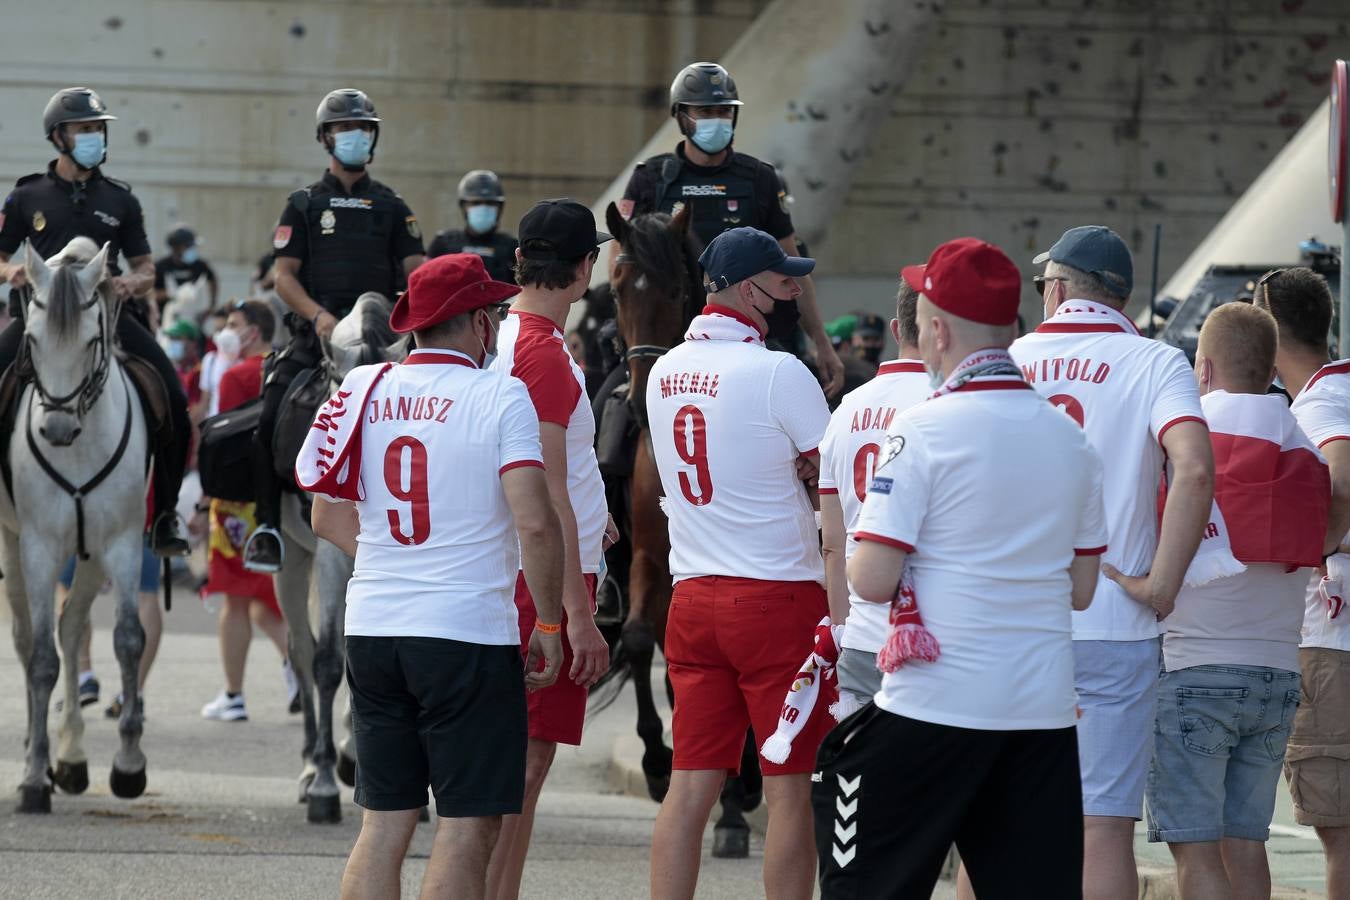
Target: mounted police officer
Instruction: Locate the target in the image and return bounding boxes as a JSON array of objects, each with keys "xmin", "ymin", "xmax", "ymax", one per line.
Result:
[
  {"xmin": 242, "ymin": 88, "xmax": 426, "ymax": 572},
  {"xmin": 0, "ymin": 86, "xmax": 190, "ymax": 556},
  {"xmin": 619, "ymin": 61, "xmax": 843, "ymax": 396},
  {"xmin": 426, "ymin": 169, "xmax": 519, "ymax": 284}
]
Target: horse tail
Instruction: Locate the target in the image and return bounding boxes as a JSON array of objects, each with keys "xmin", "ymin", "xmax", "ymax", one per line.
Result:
[{"xmin": 585, "ymin": 638, "xmax": 633, "ymax": 720}]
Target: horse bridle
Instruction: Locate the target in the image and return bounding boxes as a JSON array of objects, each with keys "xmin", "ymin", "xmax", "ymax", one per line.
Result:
[
  {"xmin": 19, "ymin": 289, "xmax": 113, "ymax": 421},
  {"xmin": 614, "ymin": 253, "xmax": 674, "ymax": 363}
]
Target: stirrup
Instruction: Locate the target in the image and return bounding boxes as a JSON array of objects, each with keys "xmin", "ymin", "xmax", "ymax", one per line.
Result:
[{"xmin": 242, "ymin": 526, "xmax": 284, "ymax": 574}]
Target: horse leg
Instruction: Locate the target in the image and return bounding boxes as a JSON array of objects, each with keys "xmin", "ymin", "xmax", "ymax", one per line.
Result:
[
  {"xmin": 276, "ymin": 532, "xmax": 318, "ymax": 804},
  {"xmin": 306, "ymin": 542, "xmax": 350, "ymax": 824},
  {"xmin": 13, "ymin": 536, "xmax": 55, "ymax": 812},
  {"xmin": 3, "ymin": 531, "xmax": 34, "ymax": 741},
  {"xmin": 711, "ymin": 735, "xmax": 759, "ymax": 859},
  {"xmin": 107, "ymin": 533, "xmax": 147, "ymax": 799},
  {"xmin": 53, "ymin": 560, "xmax": 100, "ymax": 795}
]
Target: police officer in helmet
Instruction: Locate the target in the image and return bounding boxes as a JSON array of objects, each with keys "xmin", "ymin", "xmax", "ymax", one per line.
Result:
[
  {"xmin": 0, "ymin": 87, "xmax": 191, "ymax": 556},
  {"xmin": 154, "ymin": 224, "xmax": 219, "ymax": 314},
  {"xmin": 619, "ymin": 61, "xmax": 843, "ymax": 396},
  {"xmin": 427, "ymin": 170, "xmax": 519, "ymax": 283},
  {"xmin": 243, "ymin": 87, "xmax": 425, "ymax": 572}
]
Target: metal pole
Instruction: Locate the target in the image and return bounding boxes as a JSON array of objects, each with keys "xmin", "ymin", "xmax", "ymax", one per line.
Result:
[
  {"xmin": 1149, "ymin": 224, "xmax": 1162, "ymax": 339},
  {"xmin": 1342, "ymin": 174, "xmax": 1350, "ymax": 358}
]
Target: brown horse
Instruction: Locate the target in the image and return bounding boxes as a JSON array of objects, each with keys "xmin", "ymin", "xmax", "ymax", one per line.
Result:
[{"xmin": 597, "ymin": 202, "xmax": 762, "ymax": 858}]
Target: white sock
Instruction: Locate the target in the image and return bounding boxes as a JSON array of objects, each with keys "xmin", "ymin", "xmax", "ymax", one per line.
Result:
[{"xmin": 78, "ymin": 670, "xmax": 95, "ymax": 686}]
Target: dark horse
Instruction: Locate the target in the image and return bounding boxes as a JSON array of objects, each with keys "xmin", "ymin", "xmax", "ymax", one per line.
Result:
[{"xmin": 593, "ymin": 202, "xmax": 763, "ymax": 858}]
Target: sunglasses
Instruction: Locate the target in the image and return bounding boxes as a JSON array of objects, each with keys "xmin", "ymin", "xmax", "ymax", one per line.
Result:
[
  {"xmin": 486, "ymin": 303, "xmax": 511, "ymax": 322},
  {"xmin": 1033, "ymin": 274, "xmax": 1068, "ymax": 297}
]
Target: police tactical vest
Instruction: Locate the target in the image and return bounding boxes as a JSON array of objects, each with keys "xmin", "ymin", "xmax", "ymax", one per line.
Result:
[
  {"xmin": 646, "ymin": 152, "xmax": 762, "ymax": 249},
  {"xmin": 290, "ymin": 178, "xmax": 402, "ymax": 316}
]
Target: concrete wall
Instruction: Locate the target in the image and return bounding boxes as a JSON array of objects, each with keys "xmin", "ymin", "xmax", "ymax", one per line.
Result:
[{"xmin": 0, "ymin": 0, "xmax": 1343, "ymax": 322}]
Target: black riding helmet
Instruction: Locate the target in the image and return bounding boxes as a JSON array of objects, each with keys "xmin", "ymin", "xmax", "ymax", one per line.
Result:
[
  {"xmin": 457, "ymin": 169, "xmax": 505, "ymax": 203},
  {"xmin": 166, "ymin": 225, "xmax": 196, "ymax": 248},
  {"xmin": 314, "ymin": 88, "xmax": 381, "ymax": 162},
  {"xmin": 43, "ymin": 87, "xmax": 116, "ymax": 160},
  {"xmin": 669, "ymin": 62, "xmax": 743, "ymax": 137}
]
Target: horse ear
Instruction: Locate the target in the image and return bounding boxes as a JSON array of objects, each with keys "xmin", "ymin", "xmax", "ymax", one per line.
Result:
[
  {"xmin": 76, "ymin": 242, "xmax": 111, "ymax": 297},
  {"xmin": 605, "ymin": 201, "xmax": 628, "ymax": 246},
  {"xmin": 24, "ymin": 243, "xmax": 53, "ymax": 297},
  {"xmin": 669, "ymin": 203, "xmax": 691, "ymax": 238}
]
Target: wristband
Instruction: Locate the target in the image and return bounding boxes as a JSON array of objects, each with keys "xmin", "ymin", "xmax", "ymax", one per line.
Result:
[{"xmin": 535, "ymin": 620, "xmax": 561, "ymax": 635}]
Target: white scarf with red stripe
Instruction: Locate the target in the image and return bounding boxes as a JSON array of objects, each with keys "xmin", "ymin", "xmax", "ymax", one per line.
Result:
[
  {"xmin": 684, "ymin": 305, "xmax": 765, "ymax": 346},
  {"xmin": 294, "ymin": 362, "xmax": 394, "ymax": 501}
]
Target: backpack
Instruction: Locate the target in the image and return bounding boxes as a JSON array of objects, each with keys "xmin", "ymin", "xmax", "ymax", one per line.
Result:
[
  {"xmin": 197, "ymin": 396, "xmax": 263, "ymax": 502},
  {"xmin": 272, "ymin": 362, "xmax": 336, "ymax": 483}
]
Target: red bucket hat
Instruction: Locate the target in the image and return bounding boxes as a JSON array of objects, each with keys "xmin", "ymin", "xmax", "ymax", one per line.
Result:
[
  {"xmin": 901, "ymin": 238, "xmax": 1021, "ymax": 327},
  {"xmin": 389, "ymin": 253, "xmax": 521, "ymax": 333}
]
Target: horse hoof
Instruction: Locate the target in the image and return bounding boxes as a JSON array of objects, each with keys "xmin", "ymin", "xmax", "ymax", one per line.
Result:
[
  {"xmin": 336, "ymin": 752, "xmax": 356, "ymax": 787},
  {"xmin": 298, "ymin": 771, "xmax": 316, "ymax": 803},
  {"xmin": 418, "ymin": 805, "xmax": 431, "ymax": 823},
  {"xmin": 644, "ymin": 773, "xmax": 670, "ymax": 803},
  {"xmin": 109, "ymin": 766, "xmax": 147, "ymax": 799},
  {"xmin": 54, "ymin": 761, "xmax": 89, "ymax": 795},
  {"xmin": 712, "ymin": 824, "xmax": 750, "ymax": 859},
  {"xmin": 306, "ymin": 793, "xmax": 341, "ymax": 825},
  {"xmin": 16, "ymin": 784, "xmax": 52, "ymax": 814}
]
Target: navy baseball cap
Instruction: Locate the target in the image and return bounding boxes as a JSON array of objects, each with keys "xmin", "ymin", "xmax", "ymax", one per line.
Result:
[
  {"xmin": 1033, "ymin": 225, "xmax": 1133, "ymax": 298},
  {"xmin": 699, "ymin": 227, "xmax": 815, "ymax": 291}
]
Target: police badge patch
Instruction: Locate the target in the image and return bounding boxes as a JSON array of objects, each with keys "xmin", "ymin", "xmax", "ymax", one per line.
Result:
[
  {"xmin": 405, "ymin": 216, "xmax": 420, "ymax": 239},
  {"xmin": 319, "ymin": 209, "xmax": 336, "ymax": 233},
  {"xmin": 273, "ymin": 225, "xmax": 292, "ymax": 249},
  {"xmin": 32, "ymin": 211, "xmax": 46, "ymax": 232}
]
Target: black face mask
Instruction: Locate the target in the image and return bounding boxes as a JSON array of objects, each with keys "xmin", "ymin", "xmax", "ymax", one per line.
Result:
[
  {"xmin": 859, "ymin": 345, "xmax": 882, "ymax": 365},
  {"xmin": 763, "ymin": 297, "xmax": 800, "ymax": 341}
]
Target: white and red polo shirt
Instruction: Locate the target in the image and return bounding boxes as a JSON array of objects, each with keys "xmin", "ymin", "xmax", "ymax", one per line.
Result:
[
  {"xmin": 818, "ymin": 360, "xmax": 932, "ymax": 652},
  {"xmin": 646, "ymin": 305, "xmax": 831, "ymax": 585},
  {"xmin": 1291, "ymin": 360, "xmax": 1350, "ymax": 652},
  {"xmin": 854, "ymin": 373, "xmax": 1108, "ymax": 731},
  {"xmin": 492, "ymin": 309, "xmax": 608, "ymax": 574},
  {"xmin": 1010, "ymin": 299, "xmax": 1206, "ymax": 642},
  {"xmin": 328, "ymin": 349, "xmax": 545, "ymax": 645}
]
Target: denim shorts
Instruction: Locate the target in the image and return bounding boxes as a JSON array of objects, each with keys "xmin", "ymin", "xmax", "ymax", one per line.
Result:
[
  {"xmin": 1075, "ymin": 638, "xmax": 1160, "ymax": 818},
  {"xmin": 59, "ymin": 537, "xmax": 160, "ymax": 594},
  {"xmin": 1146, "ymin": 664, "xmax": 1301, "ymax": 843}
]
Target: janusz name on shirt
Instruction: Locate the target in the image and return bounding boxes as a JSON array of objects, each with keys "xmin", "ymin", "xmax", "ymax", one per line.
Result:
[
  {"xmin": 367, "ymin": 394, "xmax": 454, "ymax": 425},
  {"xmin": 1020, "ymin": 357, "xmax": 1111, "ymax": 385},
  {"xmin": 658, "ymin": 371, "xmax": 719, "ymax": 399}
]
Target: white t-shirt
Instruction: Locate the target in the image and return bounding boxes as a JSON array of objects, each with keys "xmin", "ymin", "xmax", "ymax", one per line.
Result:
[
  {"xmin": 854, "ymin": 377, "xmax": 1108, "ymax": 731},
  {"xmin": 1291, "ymin": 360, "xmax": 1350, "ymax": 652},
  {"xmin": 330, "ymin": 349, "xmax": 544, "ymax": 644},
  {"xmin": 199, "ymin": 350, "xmax": 234, "ymax": 418},
  {"xmin": 492, "ymin": 310, "xmax": 608, "ymax": 573},
  {"xmin": 818, "ymin": 360, "xmax": 932, "ymax": 652},
  {"xmin": 1011, "ymin": 300, "xmax": 1205, "ymax": 641},
  {"xmin": 646, "ymin": 307, "xmax": 830, "ymax": 584}
]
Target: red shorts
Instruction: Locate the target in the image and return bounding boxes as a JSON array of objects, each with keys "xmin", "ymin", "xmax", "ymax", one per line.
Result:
[
  {"xmin": 666, "ymin": 576, "xmax": 831, "ymax": 776},
  {"xmin": 514, "ymin": 572, "xmax": 597, "ymax": 746}
]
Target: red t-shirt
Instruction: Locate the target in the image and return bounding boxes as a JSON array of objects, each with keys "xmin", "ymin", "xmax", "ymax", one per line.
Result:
[{"xmin": 218, "ymin": 355, "xmax": 265, "ymax": 413}]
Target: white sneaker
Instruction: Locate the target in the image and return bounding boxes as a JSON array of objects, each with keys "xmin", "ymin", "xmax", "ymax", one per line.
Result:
[
  {"xmin": 201, "ymin": 690, "xmax": 248, "ymax": 722},
  {"xmin": 283, "ymin": 659, "xmax": 301, "ymax": 714}
]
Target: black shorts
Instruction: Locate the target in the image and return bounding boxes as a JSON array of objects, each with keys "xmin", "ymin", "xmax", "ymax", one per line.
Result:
[
  {"xmin": 813, "ymin": 704, "xmax": 1083, "ymax": 900},
  {"xmin": 346, "ymin": 636, "xmax": 527, "ymax": 818}
]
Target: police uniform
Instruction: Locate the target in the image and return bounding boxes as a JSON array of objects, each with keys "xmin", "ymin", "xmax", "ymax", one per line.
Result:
[
  {"xmin": 427, "ymin": 228, "xmax": 518, "ymax": 283},
  {"xmin": 154, "ymin": 255, "xmax": 216, "ymax": 296},
  {"xmin": 0, "ymin": 161, "xmax": 190, "ymax": 545},
  {"xmin": 272, "ymin": 171, "xmax": 424, "ymax": 318}
]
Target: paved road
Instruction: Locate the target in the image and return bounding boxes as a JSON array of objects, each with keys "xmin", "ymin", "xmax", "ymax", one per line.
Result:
[{"xmin": 0, "ymin": 581, "xmax": 882, "ymax": 900}]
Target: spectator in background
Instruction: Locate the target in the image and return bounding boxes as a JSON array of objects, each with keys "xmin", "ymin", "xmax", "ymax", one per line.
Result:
[
  {"xmin": 198, "ymin": 300, "xmax": 297, "ymax": 722},
  {"xmin": 1144, "ymin": 303, "xmax": 1329, "ymax": 898},
  {"xmin": 199, "ymin": 307, "xmax": 236, "ymax": 419},
  {"xmin": 851, "ymin": 312, "xmax": 887, "ymax": 365},
  {"xmin": 824, "ymin": 314, "xmax": 877, "ymax": 404},
  {"xmin": 163, "ymin": 319, "xmax": 204, "ymax": 420},
  {"xmin": 154, "ymin": 224, "xmax": 218, "ymax": 314}
]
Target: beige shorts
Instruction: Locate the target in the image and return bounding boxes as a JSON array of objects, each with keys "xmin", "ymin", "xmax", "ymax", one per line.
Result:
[{"xmin": 1284, "ymin": 646, "xmax": 1350, "ymax": 827}]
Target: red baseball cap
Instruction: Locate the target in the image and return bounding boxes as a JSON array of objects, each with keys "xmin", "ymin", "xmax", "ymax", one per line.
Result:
[
  {"xmin": 389, "ymin": 253, "xmax": 521, "ymax": 333},
  {"xmin": 900, "ymin": 238, "xmax": 1021, "ymax": 326}
]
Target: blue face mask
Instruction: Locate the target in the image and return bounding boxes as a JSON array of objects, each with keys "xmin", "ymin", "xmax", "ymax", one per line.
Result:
[
  {"xmin": 71, "ymin": 132, "xmax": 105, "ymax": 169},
  {"xmin": 690, "ymin": 117, "xmax": 734, "ymax": 154},
  {"xmin": 332, "ymin": 129, "xmax": 373, "ymax": 167},
  {"xmin": 166, "ymin": 340, "xmax": 186, "ymax": 362},
  {"xmin": 466, "ymin": 204, "xmax": 498, "ymax": 234},
  {"xmin": 181, "ymin": 246, "xmax": 200, "ymax": 264}
]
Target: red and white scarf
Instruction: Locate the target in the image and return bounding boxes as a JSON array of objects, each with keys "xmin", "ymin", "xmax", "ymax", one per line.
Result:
[
  {"xmin": 684, "ymin": 304, "xmax": 765, "ymax": 345},
  {"xmin": 1038, "ymin": 299, "xmax": 1141, "ymax": 335},
  {"xmin": 294, "ymin": 362, "xmax": 394, "ymax": 501},
  {"xmin": 760, "ymin": 617, "xmax": 847, "ymax": 764}
]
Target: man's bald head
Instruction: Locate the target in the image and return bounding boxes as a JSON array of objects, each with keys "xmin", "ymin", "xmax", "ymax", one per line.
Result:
[{"xmin": 1196, "ymin": 302, "xmax": 1277, "ymax": 394}]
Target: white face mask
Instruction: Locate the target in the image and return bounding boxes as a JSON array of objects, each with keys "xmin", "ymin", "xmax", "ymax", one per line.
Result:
[{"xmin": 213, "ymin": 327, "xmax": 242, "ymax": 359}]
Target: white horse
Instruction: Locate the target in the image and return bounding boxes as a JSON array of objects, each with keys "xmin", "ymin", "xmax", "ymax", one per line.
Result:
[
  {"xmin": 159, "ymin": 273, "xmax": 211, "ymax": 334},
  {"xmin": 277, "ymin": 292, "xmax": 404, "ymax": 824},
  {"xmin": 0, "ymin": 239, "xmax": 151, "ymax": 812}
]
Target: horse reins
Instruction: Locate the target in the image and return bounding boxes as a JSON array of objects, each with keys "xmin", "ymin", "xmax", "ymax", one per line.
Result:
[
  {"xmin": 614, "ymin": 253, "xmax": 676, "ymax": 362},
  {"xmin": 20, "ymin": 291, "xmax": 113, "ymax": 420},
  {"xmin": 25, "ymin": 371, "xmax": 135, "ymax": 560}
]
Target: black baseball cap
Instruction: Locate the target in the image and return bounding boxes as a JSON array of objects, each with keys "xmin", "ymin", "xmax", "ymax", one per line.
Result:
[
  {"xmin": 1033, "ymin": 225, "xmax": 1133, "ymax": 298},
  {"xmin": 699, "ymin": 227, "xmax": 814, "ymax": 291},
  {"xmin": 518, "ymin": 199, "xmax": 612, "ymax": 261}
]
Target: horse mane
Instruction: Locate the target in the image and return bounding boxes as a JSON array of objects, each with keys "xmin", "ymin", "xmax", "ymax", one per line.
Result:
[
  {"xmin": 46, "ymin": 265, "xmax": 85, "ymax": 344},
  {"xmin": 623, "ymin": 213, "xmax": 704, "ymax": 324}
]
